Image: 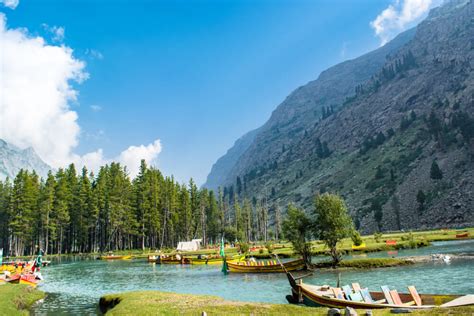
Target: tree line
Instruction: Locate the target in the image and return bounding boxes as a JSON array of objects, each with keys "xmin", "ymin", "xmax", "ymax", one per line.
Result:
[{"xmin": 0, "ymin": 160, "xmax": 281, "ymax": 257}]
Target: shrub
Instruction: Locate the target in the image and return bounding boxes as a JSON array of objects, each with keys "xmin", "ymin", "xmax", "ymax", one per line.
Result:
[
  {"xmin": 265, "ymin": 241, "xmax": 274, "ymax": 254},
  {"xmin": 238, "ymin": 242, "xmax": 249, "ymax": 254},
  {"xmin": 374, "ymin": 232, "xmax": 383, "ymax": 243},
  {"xmin": 351, "ymin": 231, "xmax": 363, "ymax": 246}
]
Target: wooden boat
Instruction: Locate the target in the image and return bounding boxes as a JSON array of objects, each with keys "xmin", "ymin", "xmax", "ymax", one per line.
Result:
[
  {"xmin": 226, "ymin": 258, "xmax": 305, "ymax": 273},
  {"xmin": 190, "ymin": 254, "xmax": 245, "ymax": 265},
  {"xmin": 19, "ymin": 274, "xmax": 39, "ymax": 288},
  {"xmin": 100, "ymin": 255, "xmax": 132, "ymax": 260},
  {"xmin": 456, "ymin": 232, "xmax": 469, "ymax": 238},
  {"xmin": 158, "ymin": 255, "xmax": 192, "ymax": 264},
  {"xmin": 351, "ymin": 243, "xmax": 366, "ymax": 250},
  {"xmin": 285, "ymin": 271, "xmax": 473, "ymax": 310},
  {"xmin": 148, "ymin": 255, "xmax": 159, "ymax": 263}
]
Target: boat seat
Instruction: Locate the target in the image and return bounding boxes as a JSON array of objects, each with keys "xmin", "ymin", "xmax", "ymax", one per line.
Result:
[
  {"xmin": 332, "ymin": 287, "xmax": 345, "ymax": 300},
  {"xmin": 408, "ymin": 286, "xmax": 422, "ymax": 306},
  {"xmin": 352, "ymin": 283, "xmax": 361, "ymax": 292},
  {"xmin": 349, "ymin": 291, "xmax": 364, "ymax": 302},
  {"xmin": 381, "ymin": 286, "xmax": 395, "ymax": 305},
  {"xmin": 390, "ymin": 289, "xmax": 415, "ymax": 306},
  {"xmin": 360, "ymin": 288, "xmax": 386, "ymax": 304},
  {"xmin": 342, "ymin": 285, "xmax": 353, "ymax": 299}
]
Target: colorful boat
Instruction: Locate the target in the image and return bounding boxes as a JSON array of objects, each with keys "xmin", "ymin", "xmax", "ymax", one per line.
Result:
[
  {"xmin": 100, "ymin": 255, "xmax": 132, "ymax": 260},
  {"xmin": 351, "ymin": 243, "xmax": 366, "ymax": 250},
  {"xmin": 19, "ymin": 274, "xmax": 39, "ymax": 288},
  {"xmin": 456, "ymin": 232, "xmax": 469, "ymax": 238},
  {"xmin": 285, "ymin": 272, "xmax": 473, "ymax": 310},
  {"xmin": 226, "ymin": 258, "xmax": 305, "ymax": 273},
  {"xmin": 158, "ymin": 255, "xmax": 192, "ymax": 264}
]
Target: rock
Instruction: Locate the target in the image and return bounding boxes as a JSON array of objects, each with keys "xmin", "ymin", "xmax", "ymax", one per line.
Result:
[
  {"xmin": 345, "ymin": 306, "xmax": 357, "ymax": 316},
  {"xmin": 327, "ymin": 308, "xmax": 342, "ymax": 316},
  {"xmin": 365, "ymin": 311, "xmax": 373, "ymax": 316},
  {"xmin": 390, "ymin": 308, "xmax": 412, "ymax": 314}
]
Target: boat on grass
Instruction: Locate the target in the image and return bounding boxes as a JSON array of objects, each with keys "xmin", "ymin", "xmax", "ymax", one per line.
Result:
[
  {"xmin": 226, "ymin": 258, "xmax": 305, "ymax": 273},
  {"xmin": 285, "ymin": 271, "xmax": 473, "ymax": 310},
  {"xmin": 456, "ymin": 232, "xmax": 469, "ymax": 238}
]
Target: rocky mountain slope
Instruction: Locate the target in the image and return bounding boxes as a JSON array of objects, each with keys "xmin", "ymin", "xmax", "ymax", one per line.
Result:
[
  {"xmin": 205, "ymin": 0, "xmax": 474, "ymax": 232},
  {"xmin": 0, "ymin": 139, "xmax": 51, "ymax": 181},
  {"xmin": 204, "ymin": 28, "xmax": 416, "ymax": 190}
]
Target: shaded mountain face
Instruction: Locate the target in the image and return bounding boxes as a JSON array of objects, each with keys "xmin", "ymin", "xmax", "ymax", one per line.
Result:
[
  {"xmin": 0, "ymin": 139, "xmax": 51, "ymax": 181},
  {"xmin": 204, "ymin": 24, "xmax": 416, "ymax": 191},
  {"xmin": 206, "ymin": 0, "xmax": 474, "ymax": 232}
]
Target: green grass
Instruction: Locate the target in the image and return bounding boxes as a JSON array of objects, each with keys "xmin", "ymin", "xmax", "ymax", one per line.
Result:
[
  {"xmin": 99, "ymin": 291, "xmax": 474, "ymax": 316},
  {"xmin": 99, "ymin": 291, "xmax": 328, "ymax": 316},
  {"xmin": 0, "ymin": 283, "xmax": 45, "ymax": 315},
  {"xmin": 313, "ymin": 258, "xmax": 413, "ymax": 269},
  {"xmin": 6, "ymin": 228, "xmax": 472, "ymax": 262}
]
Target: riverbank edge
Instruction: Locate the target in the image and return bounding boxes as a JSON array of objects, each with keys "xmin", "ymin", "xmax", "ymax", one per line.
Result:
[
  {"xmin": 98, "ymin": 290, "xmax": 474, "ymax": 316},
  {"xmin": 0, "ymin": 283, "xmax": 45, "ymax": 315},
  {"xmin": 5, "ymin": 228, "xmax": 473, "ymax": 261}
]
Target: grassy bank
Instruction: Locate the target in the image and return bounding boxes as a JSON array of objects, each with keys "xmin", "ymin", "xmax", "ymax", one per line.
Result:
[
  {"xmin": 99, "ymin": 290, "xmax": 474, "ymax": 316},
  {"xmin": 0, "ymin": 283, "xmax": 45, "ymax": 315},
  {"xmin": 6, "ymin": 227, "xmax": 473, "ymax": 261},
  {"xmin": 312, "ymin": 258, "xmax": 413, "ymax": 269}
]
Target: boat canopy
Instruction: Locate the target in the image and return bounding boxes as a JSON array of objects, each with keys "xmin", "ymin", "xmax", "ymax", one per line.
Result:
[{"xmin": 176, "ymin": 239, "xmax": 202, "ymax": 251}]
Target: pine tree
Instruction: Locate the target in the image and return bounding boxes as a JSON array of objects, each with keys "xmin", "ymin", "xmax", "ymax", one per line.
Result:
[{"xmin": 430, "ymin": 160, "xmax": 443, "ymax": 180}]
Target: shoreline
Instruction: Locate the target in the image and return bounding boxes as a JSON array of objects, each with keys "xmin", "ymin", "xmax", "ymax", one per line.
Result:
[
  {"xmin": 98, "ymin": 290, "xmax": 474, "ymax": 315},
  {"xmin": 5, "ymin": 228, "xmax": 472, "ymax": 261},
  {"xmin": 0, "ymin": 283, "xmax": 45, "ymax": 315}
]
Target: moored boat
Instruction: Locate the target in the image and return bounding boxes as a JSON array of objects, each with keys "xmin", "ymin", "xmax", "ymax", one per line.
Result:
[
  {"xmin": 158, "ymin": 255, "xmax": 192, "ymax": 264},
  {"xmin": 19, "ymin": 274, "xmax": 39, "ymax": 288},
  {"xmin": 100, "ymin": 255, "xmax": 132, "ymax": 260},
  {"xmin": 226, "ymin": 258, "xmax": 305, "ymax": 273},
  {"xmin": 456, "ymin": 232, "xmax": 469, "ymax": 238},
  {"xmin": 285, "ymin": 271, "xmax": 473, "ymax": 310}
]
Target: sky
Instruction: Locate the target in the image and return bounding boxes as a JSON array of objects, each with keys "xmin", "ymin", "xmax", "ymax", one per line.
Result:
[{"xmin": 0, "ymin": 0, "xmax": 441, "ymax": 184}]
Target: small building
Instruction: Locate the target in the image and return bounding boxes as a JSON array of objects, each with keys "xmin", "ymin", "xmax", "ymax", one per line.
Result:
[{"xmin": 176, "ymin": 239, "xmax": 202, "ymax": 252}]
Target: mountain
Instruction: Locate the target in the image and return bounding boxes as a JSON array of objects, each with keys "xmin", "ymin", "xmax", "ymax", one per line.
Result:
[
  {"xmin": 205, "ymin": 24, "xmax": 416, "ymax": 190},
  {"xmin": 205, "ymin": 0, "xmax": 474, "ymax": 232},
  {"xmin": 0, "ymin": 139, "xmax": 52, "ymax": 181}
]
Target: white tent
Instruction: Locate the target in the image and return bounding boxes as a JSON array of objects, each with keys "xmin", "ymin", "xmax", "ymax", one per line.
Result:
[{"xmin": 176, "ymin": 239, "xmax": 202, "ymax": 252}]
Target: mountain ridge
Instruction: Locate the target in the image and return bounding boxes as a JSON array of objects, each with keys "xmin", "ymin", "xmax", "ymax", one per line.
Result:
[
  {"xmin": 0, "ymin": 139, "xmax": 52, "ymax": 181},
  {"xmin": 205, "ymin": 0, "xmax": 474, "ymax": 232}
]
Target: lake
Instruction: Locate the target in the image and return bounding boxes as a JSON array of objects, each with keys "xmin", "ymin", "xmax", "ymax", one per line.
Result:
[{"xmin": 31, "ymin": 239, "xmax": 474, "ymax": 315}]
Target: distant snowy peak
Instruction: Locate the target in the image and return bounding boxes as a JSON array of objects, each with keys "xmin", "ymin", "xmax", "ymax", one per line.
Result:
[{"xmin": 0, "ymin": 139, "xmax": 52, "ymax": 181}]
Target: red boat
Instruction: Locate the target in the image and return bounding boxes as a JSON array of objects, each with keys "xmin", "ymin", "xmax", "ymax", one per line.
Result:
[
  {"xmin": 456, "ymin": 232, "xmax": 469, "ymax": 238},
  {"xmin": 19, "ymin": 274, "xmax": 39, "ymax": 287}
]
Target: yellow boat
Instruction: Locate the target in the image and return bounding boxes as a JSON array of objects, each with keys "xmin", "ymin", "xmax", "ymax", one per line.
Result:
[
  {"xmin": 351, "ymin": 243, "xmax": 366, "ymax": 250},
  {"xmin": 227, "ymin": 258, "xmax": 305, "ymax": 273},
  {"xmin": 190, "ymin": 254, "xmax": 245, "ymax": 265},
  {"xmin": 100, "ymin": 255, "xmax": 132, "ymax": 260}
]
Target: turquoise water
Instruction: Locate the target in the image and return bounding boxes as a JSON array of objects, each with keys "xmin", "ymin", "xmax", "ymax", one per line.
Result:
[{"xmin": 31, "ymin": 240, "xmax": 474, "ymax": 315}]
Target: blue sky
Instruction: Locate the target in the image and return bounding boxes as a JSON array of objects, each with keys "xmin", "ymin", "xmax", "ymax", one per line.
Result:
[{"xmin": 0, "ymin": 0, "xmax": 435, "ymax": 184}]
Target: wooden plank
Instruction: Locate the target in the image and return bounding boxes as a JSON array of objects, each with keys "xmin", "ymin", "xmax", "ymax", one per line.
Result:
[
  {"xmin": 390, "ymin": 290, "xmax": 403, "ymax": 305},
  {"xmin": 352, "ymin": 283, "xmax": 362, "ymax": 292},
  {"xmin": 408, "ymin": 286, "xmax": 422, "ymax": 306},
  {"xmin": 440, "ymin": 295, "xmax": 474, "ymax": 307},
  {"xmin": 381, "ymin": 286, "xmax": 395, "ymax": 305}
]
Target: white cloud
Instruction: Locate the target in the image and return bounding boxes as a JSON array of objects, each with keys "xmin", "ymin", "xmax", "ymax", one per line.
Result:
[
  {"xmin": 42, "ymin": 24, "xmax": 65, "ymax": 42},
  {"xmin": 0, "ymin": 0, "xmax": 19, "ymax": 9},
  {"xmin": 117, "ymin": 140, "xmax": 162, "ymax": 177},
  {"xmin": 85, "ymin": 48, "xmax": 104, "ymax": 60},
  {"xmin": 90, "ymin": 104, "xmax": 102, "ymax": 112},
  {"xmin": 370, "ymin": 0, "xmax": 443, "ymax": 45},
  {"xmin": 0, "ymin": 14, "xmax": 162, "ymax": 178}
]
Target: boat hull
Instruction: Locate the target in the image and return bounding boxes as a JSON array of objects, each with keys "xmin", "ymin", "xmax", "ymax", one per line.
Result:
[
  {"xmin": 295, "ymin": 283, "xmax": 461, "ymax": 310},
  {"xmin": 227, "ymin": 258, "xmax": 305, "ymax": 273}
]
